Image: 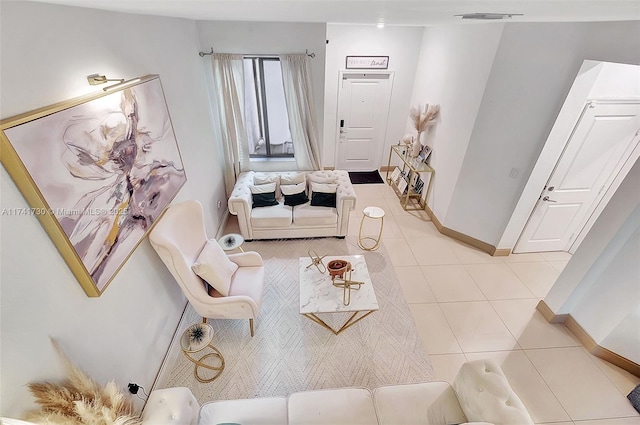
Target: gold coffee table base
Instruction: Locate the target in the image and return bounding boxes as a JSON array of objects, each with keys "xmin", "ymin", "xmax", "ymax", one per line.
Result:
[
  {"xmin": 303, "ymin": 310, "xmax": 375, "ymax": 335},
  {"xmin": 184, "ymin": 344, "xmax": 225, "ymax": 383}
]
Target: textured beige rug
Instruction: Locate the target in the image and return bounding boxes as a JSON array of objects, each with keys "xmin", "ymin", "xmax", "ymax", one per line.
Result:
[{"xmin": 163, "ymin": 236, "xmax": 435, "ymax": 403}]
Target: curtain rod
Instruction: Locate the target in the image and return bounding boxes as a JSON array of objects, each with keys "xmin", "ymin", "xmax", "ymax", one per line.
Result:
[{"xmin": 198, "ymin": 47, "xmax": 315, "ymax": 58}]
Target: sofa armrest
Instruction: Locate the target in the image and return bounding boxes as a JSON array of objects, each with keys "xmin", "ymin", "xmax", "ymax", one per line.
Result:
[
  {"xmin": 373, "ymin": 381, "xmax": 467, "ymax": 425},
  {"xmin": 228, "ymin": 171, "xmax": 254, "ymax": 239},
  {"xmin": 334, "ymin": 170, "xmax": 357, "ymax": 213},
  {"xmin": 453, "ymin": 360, "xmax": 533, "ymax": 425},
  {"xmin": 142, "ymin": 387, "xmax": 199, "ymax": 425}
]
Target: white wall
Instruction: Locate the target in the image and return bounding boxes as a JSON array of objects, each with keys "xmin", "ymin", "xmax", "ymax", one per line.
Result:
[
  {"xmin": 445, "ymin": 21, "xmax": 640, "ymax": 246},
  {"xmin": 407, "ymin": 23, "xmax": 504, "ymax": 219},
  {"xmin": 543, "ymin": 160, "xmax": 640, "ymax": 364},
  {"xmin": 323, "ymin": 24, "xmax": 424, "ymax": 169},
  {"xmin": 0, "ymin": 1, "xmax": 223, "ymax": 417},
  {"xmin": 196, "ymin": 20, "xmax": 326, "ymax": 171}
]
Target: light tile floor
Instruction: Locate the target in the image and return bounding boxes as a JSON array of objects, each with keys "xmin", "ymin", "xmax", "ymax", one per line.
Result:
[
  {"xmin": 352, "ymin": 182, "xmax": 640, "ymax": 425},
  {"xmin": 224, "ymin": 182, "xmax": 640, "ymax": 424}
]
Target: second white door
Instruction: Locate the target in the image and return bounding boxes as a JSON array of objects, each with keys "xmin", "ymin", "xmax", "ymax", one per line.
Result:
[
  {"xmin": 335, "ymin": 72, "xmax": 393, "ymax": 171},
  {"xmin": 515, "ymin": 102, "xmax": 640, "ymax": 253}
]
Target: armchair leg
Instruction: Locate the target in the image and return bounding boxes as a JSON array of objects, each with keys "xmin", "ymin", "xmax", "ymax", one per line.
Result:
[{"xmin": 249, "ymin": 318, "xmax": 254, "ymax": 337}]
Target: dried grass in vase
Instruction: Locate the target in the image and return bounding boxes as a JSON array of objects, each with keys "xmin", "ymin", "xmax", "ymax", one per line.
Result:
[{"xmin": 25, "ymin": 339, "xmax": 142, "ymax": 425}]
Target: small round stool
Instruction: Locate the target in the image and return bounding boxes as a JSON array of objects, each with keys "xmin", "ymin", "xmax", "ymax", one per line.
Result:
[
  {"xmin": 180, "ymin": 323, "xmax": 225, "ymax": 383},
  {"xmin": 358, "ymin": 206, "xmax": 385, "ymax": 251}
]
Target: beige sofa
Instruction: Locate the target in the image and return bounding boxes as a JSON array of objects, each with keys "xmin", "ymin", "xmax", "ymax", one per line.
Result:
[
  {"xmin": 227, "ymin": 170, "xmax": 357, "ymax": 240},
  {"xmin": 141, "ymin": 360, "xmax": 534, "ymax": 425}
]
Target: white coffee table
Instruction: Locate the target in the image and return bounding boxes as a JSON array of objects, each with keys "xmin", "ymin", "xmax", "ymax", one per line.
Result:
[{"xmin": 299, "ymin": 255, "xmax": 379, "ymax": 335}]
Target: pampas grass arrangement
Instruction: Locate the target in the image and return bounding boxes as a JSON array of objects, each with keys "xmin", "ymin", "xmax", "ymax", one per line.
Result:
[
  {"xmin": 408, "ymin": 103, "xmax": 440, "ymax": 157},
  {"xmin": 409, "ymin": 103, "xmax": 440, "ymax": 134},
  {"xmin": 25, "ymin": 339, "xmax": 142, "ymax": 425}
]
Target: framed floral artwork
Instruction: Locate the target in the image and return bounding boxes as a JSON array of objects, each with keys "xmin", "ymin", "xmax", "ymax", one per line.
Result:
[{"xmin": 0, "ymin": 75, "xmax": 187, "ymax": 296}]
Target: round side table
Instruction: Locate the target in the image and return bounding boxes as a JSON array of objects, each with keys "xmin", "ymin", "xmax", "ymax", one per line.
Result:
[
  {"xmin": 180, "ymin": 323, "xmax": 225, "ymax": 383},
  {"xmin": 217, "ymin": 233, "xmax": 245, "ymax": 252},
  {"xmin": 358, "ymin": 206, "xmax": 385, "ymax": 251}
]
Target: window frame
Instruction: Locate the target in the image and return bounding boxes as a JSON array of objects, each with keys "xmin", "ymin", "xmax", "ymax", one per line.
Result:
[{"xmin": 244, "ymin": 56, "xmax": 293, "ymax": 159}]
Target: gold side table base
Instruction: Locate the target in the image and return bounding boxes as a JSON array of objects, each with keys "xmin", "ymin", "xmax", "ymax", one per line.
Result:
[
  {"xmin": 303, "ymin": 310, "xmax": 375, "ymax": 335},
  {"xmin": 184, "ymin": 344, "xmax": 225, "ymax": 383},
  {"xmin": 358, "ymin": 217, "xmax": 384, "ymax": 251}
]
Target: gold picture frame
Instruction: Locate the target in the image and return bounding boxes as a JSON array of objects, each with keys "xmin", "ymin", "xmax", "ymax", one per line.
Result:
[{"xmin": 1, "ymin": 75, "xmax": 187, "ymax": 296}]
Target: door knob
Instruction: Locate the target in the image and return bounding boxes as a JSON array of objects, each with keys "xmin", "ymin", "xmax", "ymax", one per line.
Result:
[{"xmin": 542, "ymin": 196, "xmax": 557, "ymax": 203}]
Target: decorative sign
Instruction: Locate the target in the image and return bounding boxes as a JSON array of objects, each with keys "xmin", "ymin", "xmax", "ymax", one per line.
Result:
[{"xmin": 346, "ymin": 56, "xmax": 389, "ymax": 69}]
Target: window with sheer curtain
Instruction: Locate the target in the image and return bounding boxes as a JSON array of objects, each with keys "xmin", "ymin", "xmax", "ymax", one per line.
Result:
[{"xmin": 243, "ymin": 57, "xmax": 294, "ymax": 158}]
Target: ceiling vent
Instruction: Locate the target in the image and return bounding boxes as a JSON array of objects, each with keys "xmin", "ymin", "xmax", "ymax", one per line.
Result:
[{"xmin": 455, "ymin": 13, "xmax": 523, "ymax": 20}]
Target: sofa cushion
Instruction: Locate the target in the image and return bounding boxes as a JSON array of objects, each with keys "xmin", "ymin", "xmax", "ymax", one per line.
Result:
[
  {"xmin": 281, "ymin": 182, "xmax": 309, "ymax": 206},
  {"xmin": 293, "ymin": 202, "xmax": 337, "ymax": 226},
  {"xmin": 251, "ymin": 201, "xmax": 293, "ymax": 228},
  {"xmin": 200, "ymin": 397, "xmax": 287, "ymax": 425},
  {"xmin": 288, "ymin": 387, "xmax": 378, "ymax": 425},
  {"xmin": 191, "ymin": 241, "xmax": 238, "ymax": 296},
  {"xmin": 373, "ymin": 381, "xmax": 467, "ymax": 425}
]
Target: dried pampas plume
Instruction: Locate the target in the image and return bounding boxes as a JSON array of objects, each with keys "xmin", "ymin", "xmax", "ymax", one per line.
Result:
[
  {"xmin": 409, "ymin": 103, "xmax": 440, "ymax": 133},
  {"xmin": 25, "ymin": 339, "xmax": 142, "ymax": 425}
]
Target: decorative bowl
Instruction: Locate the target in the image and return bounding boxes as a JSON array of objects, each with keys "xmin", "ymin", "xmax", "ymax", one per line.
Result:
[{"xmin": 327, "ymin": 259, "xmax": 351, "ymax": 280}]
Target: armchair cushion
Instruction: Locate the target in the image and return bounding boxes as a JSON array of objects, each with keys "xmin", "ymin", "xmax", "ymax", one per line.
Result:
[{"xmin": 191, "ymin": 241, "xmax": 238, "ymax": 296}]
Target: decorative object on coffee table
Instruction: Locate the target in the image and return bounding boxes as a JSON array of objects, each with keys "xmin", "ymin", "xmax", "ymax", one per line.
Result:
[
  {"xmin": 358, "ymin": 206, "xmax": 385, "ymax": 251},
  {"xmin": 332, "ymin": 269, "xmax": 365, "ymax": 306},
  {"xmin": 327, "ymin": 259, "xmax": 351, "ymax": 280},
  {"xmin": 217, "ymin": 233, "xmax": 245, "ymax": 252},
  {"xmin": 306, "ymin": 249, "xmax": 327, "ymax": 273},
  {"xmin": 180, "ymin": 323, "xmax": 225, "ymax": 383}
]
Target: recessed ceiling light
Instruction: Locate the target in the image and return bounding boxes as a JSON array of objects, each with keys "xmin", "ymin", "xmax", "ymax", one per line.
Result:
[
  {"xmin": 454, "ymin": 13, "xmax": 523, "ymax": 20},
  {"xmin": 377, "ymin": 22, "xmax": 385, "ymax": 29}
]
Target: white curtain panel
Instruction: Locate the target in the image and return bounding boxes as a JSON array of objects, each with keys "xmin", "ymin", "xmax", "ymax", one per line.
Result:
[
  {"xmin": 279, "ymin": 54, "xmax": 322, "ymax": 170},
  {"xmin": 211, "ymin": 53, "xmax": 251, "ymax": 195}
]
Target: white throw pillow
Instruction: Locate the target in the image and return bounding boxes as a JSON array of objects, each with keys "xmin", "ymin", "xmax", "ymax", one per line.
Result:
[
  {"xmin": 250, "ymin": 182, "xmax": 277, "ymax": 194},
  {"xmin": 280, "ymin": 172, "xmax": 306, "ymax": 185},
  {"xmin": 310, "ymin": 182, "xmax": 338, "ymax": 193},
  {"xmin": 191, "ymin": 241, "xmax": 238, "ymax": 296},
  {"xmin": 280, "ymin": 181, "xmax": 306, "ymax": 195},
  {"xmin": 254, "ymin": 173, "xmax": 280, "ymax": 185}
]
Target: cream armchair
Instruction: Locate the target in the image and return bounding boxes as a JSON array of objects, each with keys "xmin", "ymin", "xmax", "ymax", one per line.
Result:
[{"xmin": 149, "ymin": 200, "xmax": 265, "ymax": 336}]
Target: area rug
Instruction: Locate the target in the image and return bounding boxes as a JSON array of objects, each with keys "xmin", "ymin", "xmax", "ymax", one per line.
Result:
[
  {"xmin": 348, "ymin": 170, "xmax": 385, "ymax": 184},
  {"xmin": 163, "ymin": 236, "xmax": 434, "ymax": 404}
]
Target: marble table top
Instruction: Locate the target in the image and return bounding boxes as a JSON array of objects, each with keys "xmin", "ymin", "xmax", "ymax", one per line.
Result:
[{"xmin": 299, "ymin": 255, "xmax": 379, "ymax": 314}]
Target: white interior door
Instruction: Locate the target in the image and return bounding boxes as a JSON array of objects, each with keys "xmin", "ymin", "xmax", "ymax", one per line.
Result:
[
  {"xmin": 335, "ymin": 72, "xmax": 393, "ymax": 171},
  {"xmin": 515, "ymin": 102, "xmax": 640, "ymax": 253}
]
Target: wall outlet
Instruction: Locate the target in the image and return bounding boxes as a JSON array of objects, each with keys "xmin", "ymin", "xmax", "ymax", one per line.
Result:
[
  {"xmin": 509, "ymin": 168, "xmax": 519, "ymax": 178},
  {"xmin": 217, "ymin": 200, "xmax": 222, "ymax": 209}
]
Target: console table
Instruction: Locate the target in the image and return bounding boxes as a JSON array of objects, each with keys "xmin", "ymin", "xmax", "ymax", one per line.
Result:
[{"xmin": 385, "ymin": 145, "xmax": 435, "ymax": 211}]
